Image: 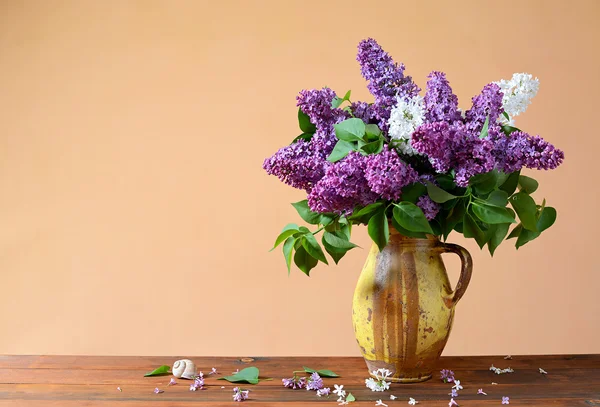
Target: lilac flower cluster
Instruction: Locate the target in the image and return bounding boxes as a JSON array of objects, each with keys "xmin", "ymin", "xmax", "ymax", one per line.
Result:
[
  {"xmin": 356, "ymin": 38, "xmax": 420, "ymax": 130},
  {"xmin": 424, "ymin": 71, "xmax": 462, "ymax": 124},
  {"xmin": 307, "ymin": 152, "xmax": 378, "ymax": 214},
  {"xmin": 364, "ymin": 147, "xmax": 419, "ymax": 201},
  {"xmin": 493, "ymin": 131, "xmax": 565, "ymax": 173},
  {"xmin": 440, "ymin": 369, "xmax": 455, "ymax": 383},
  {"xmin": 411, "ymin": 122, "xmax": 495, "ymax": 187},
  {"xmin": 305, "ymin": 372, "xmax": 324, "ymax": 391},
  {"xmin": 464, "ymin": 83, "xmax": 504, "ymax": 135},
  {"xmin": 232, "ymin": 387, "xmax": 249, "ymax": 402},
  {"xmin": 282, "ymin": 376, "xmax": 307, "ymax": 389},
  {"xmin": 417, "ymin": 196, "xmax": 440, "ymax": 220}
]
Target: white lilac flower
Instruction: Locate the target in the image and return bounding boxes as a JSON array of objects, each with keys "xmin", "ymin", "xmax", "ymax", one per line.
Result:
[
  {"xmin": 317, "ymin": 387, "xmax": 331, "ymax": 397},
  {"xmin": 375, "ymin": 400, "xmax": 388, "ymax": 407},
  {"xmin": 366, "ymin": 369, "xmax": 392, "ymax": 392},
  {"xmin": 452, "ymin": 379, "xmax": 463, "ymax": 391},
  {"xmin": 494, "ymin": 73, "xmax": 539, "ymax": 125},
  {"xmin": 210, "ymin": 367, "xmax": 218, "ymax": 375},
  {"xmin": 504, "ymin": 355, "xmax": 512, "ymax": 360},
  {"xmin": 539, "ymin": 368, "xmax": 548, "ymax": 374},
  {"xmin": 338, "ymin": 399, "xmax": 349, "ymax": 406},
  {"xmin": 232, "ymin": 387, "xmax": 250, "ymax": 402},
  {"xmin": 490, "ymin": 364, "xmax": 514, "ymax": 374},
  {"xmin": 117, "ymin": 387, "xmax": 122, "ymax": 392},
  {"xmin": 333, "ymin": 384, "xmax": 346, "ymax": 398},
  {"xmin": 492, "ymin": 382, "xmax": 498, "ymax": 385},
  {"xmin": 408, "ymin": 397, "xmax": 418, "ymax": 405},
  {"xmin": 390, "ymin": 395, "xmax": 397, "ymax": 400},
  {"xmin": 387, "ymin": 95, "xmax": 425, "ymax": 155},
  {"xmin": 449, "ymin": 398, "xmax": 459, "ymax": 406}
]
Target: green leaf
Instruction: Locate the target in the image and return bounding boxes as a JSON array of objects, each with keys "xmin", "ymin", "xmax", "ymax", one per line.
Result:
[
  {"xmin": 271, "ymin": 224, "xmax": 300, "ymax": 250},
  {"xmin": 400, "ymin": 182, "xmax": 427, "ymax": 203},
  {"xmin": 518, "ymin": 175, "xmax": 539, "ymax": 194},
  {"xmin": 327, "ymin": 140, "xmax": 356, "ymax": 163},
  {"xmin": 301, "ymin": 234, "xmax": 328, "ymax": 264},
  {"xmin": 391, "ymin": 216, "xmax": 428, "ymax": 239},
  {"xmin": 507, "ymin": 224, "xmax": 522, "ymax": 240},
  {"xmin": 470, "ymin": 170, "xmax": 499, "ymax": 195},
  {"xmin": 323, "ymin": 231, "xmax": 358, "ymax": 252},
  {"xmin": 472, "ymin": 202, "xmax": 517, "ymax": 224},
  {"xmin": 291, "ymin": 132, "xmax": 313, "ymax": 143},
  {"xmin": 443, "ymin": 200, "xmax": 466, "ymax": 241},
  {"xmin": 144, "ymin": 365, "xmax": 170, "ymax": 377},
  {"xmin": 346, "ymin": 393, "xmax": 356, "ymax": 402},
  {"xmin": 463, "ymin": 213, "xmax": 487, "ymax": 248},
  {"xmin": 509, "ymin": 192, "xmax": 538, "ymax": 232},
  {"xmin": 503, "ymin": 111, "xmax": 510, "ymax": 121},
  {"xmin": 393, "ymin": 202, "xmax": 434, "ymax": 234},
  {"xmin": 293, "ymin": 245, "xmax": 318, "ymax": 276},
  {"xmin": 331, "ymin": 90, "xmax": 352, "ymax": 109},
  {"xmin": 487, "ymin": 223, "xmax": 511, "ymax": 256},
  {"xmin": 499, "ymin": 171, "xmax": 520, "ymax": 195},
  {"xmin": 298, "ymin": 108, "xmax": 316, "ymax": 134},
  {"xmin": 486, "ymin": 190, "xmax": 509, "ymax": 207},
  {"xmin": 291, "ymin": 200, "xmax": 321, "ymax": 225},
  {"xmin": 537, "ymin": 206, "xmax": 557, "ymax": 233},
  {"xmin": 426, "ymin": 181, "xmax": 458, "ymax": 203},
  {"xmin": 368, "ymin": 208, "xmax": 389, "ymax": 251},
  {"xmin": 334, "ymin": 118, "xmax": 366, "ymax": 142},
  {"xmin": 359, "ymin": 138, "xmax": 384, "ymax": 155},
  {"xmin": 303, "ymin": 366, "xmax": 339, "ymax": 378},
  {"xmin": 436, "ymin": 174, "xmax": 456, "ymax": 190},
  {"xmin": 218, "ymin": 367, "xmax": 263, "ymax": 385},
  {"xmin": 365, "ymin": 124, "xmax": 381, "ymax": 140},
  {"xmin": 348, "ymin": 202, "xmax": 384, "ymax": 224},
  {"xmin": 479, "ymin": 115, "xmax": 490, "ymax": 139},
  {"xmin": 283, "ymin": 237, "xmax": 296, "ymax": 275},
  {"xmin": 501, "ymin": 124, "xmax": 521, "ymax": 135}
]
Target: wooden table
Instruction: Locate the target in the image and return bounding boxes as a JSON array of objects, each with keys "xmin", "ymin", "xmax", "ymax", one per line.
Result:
[{"xmin": 1, "ymin": 355, "xmax": 598, "ymax": 406}]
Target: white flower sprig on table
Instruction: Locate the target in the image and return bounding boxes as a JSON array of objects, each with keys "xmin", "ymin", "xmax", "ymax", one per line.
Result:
[
  {"xmin": 365, "ymin": 368, "xmax": 392, "ymax": 392},
  {"xmin": 452, "ymin": 379, "xmax": 463, "ymax": 391},
  {"xmin": 490, "ymin": 364, "xmax": 514, "ymax": 374},
  {"xmin": 408, "ymin": 397, "xmax": 419, "ymax": 405},
  {"xmin": 390, "ymin": 395, "xmax": 397, "ymax": 400},
  {"xmin": 539, "ymin": 368, "xmax": 548, "ymax": 374},
  {"xmin": 375, "ymin": 400, "xmax": 388, "ymax": 406}
]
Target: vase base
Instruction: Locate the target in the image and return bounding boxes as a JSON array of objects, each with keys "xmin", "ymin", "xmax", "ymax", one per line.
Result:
[{"xmin": 388, "ymin": 374, "xmax": 432, "ymax": 383}]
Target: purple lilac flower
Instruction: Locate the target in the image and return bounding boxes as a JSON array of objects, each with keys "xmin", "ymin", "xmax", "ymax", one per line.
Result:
[
  {"xmin": 478, "ymin": 388, "xmax": 487, "ymax": 395},
  {"xmin": 502, "ymin": 396, "xmax": 510, "ymax": 404},
  {"xmin": 210, "ymin": 367, "xmax": 218, "ymax": 375},
  {"xmin": 168, "ymin": 378, "xmax": 176, "ymax": 386},
  {"xmin": 350, "ymin": 101, "xmax": 378, "ymax": 124},
  {"xmin": 424, "ymin": 71, "xmax": 462, "ymax": 124},
  {"xmin": 282, "ymin": 376, "xmax": 307, "ymax": 389},
  {"xmin": 232, "ymin": 387, "xmax": 250, "ymax": 402},
  {"xmin": 317, "ymin": 387, "xmax": 331, "ymax": 397},
  {"xmin": 464, "ymin": 83, "xmax": 504, "ymax": 135},
  {"xmin": 412, "ymin": 122, "xmax": 495, "ymax": 187},
  {"xmin": 364, "ymin": 147, "xmax": 419, "ymax": 201},
  {"xmin": 493, "ymin": 131, "xmax": 564, "ymax": 173},
  {"xmin": 449, "ymin": 398, "xmax": 459, "ymax": 407},
  {"xmin": 263, "ymin": 140, "xmax": 329, "ymax": 191},
  {"xmin": 417, "ymin": 195, "xmax": 440, "ymax": 220},
  {"xmin": 297, "ymin": 88, "xmax": 349, "ymax": 137},
  {"xmin": 306, "ymin": 372, "xmax": 324, "ymax": 391},
  {"xmin": 307, "ymin": 152, "xmax": 378, "ymax": 214},
  {"xmin": 449, "ymin": 388, "xmax": 458, "ymax": 397},
  {"xmin": 189, "ymin": 376, "xmax": 205, "ymax": 391},
  {"xmin": 356, "ymin": 38, "xmax": 420, "ymax": 130},
  {"xmin": 154, "ymin": 387, "xmax": 163, "ymax": 394}
]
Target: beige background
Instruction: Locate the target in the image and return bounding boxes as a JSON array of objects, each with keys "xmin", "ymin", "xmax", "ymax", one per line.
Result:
[{"xmin": 1, "ymin": 0, "xmax": 598, "ymax": 357}]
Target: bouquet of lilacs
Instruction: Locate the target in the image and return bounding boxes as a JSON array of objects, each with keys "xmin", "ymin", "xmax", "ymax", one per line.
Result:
[{"xmin": 264, "ymin": 38, "xmax": 564, "ymax": 275}]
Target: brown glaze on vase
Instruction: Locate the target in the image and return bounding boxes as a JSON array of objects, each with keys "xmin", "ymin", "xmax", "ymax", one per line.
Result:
[{"xmin": 352, "ymin": 229, "xmax": 472, "ymax": 383}]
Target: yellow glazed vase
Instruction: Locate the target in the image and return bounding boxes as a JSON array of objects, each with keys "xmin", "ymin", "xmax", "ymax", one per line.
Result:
[{"xmin": 352, "ymin": 229, "xmax": 472, "ymax": 383}]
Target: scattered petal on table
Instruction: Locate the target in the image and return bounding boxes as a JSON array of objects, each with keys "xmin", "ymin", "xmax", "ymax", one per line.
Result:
[{"xmin": 502, "ymin": 396, "xmax": 510, "ymax": 404}]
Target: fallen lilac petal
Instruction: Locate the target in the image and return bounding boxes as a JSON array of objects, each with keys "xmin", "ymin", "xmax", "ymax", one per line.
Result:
[
  {"xmin": 154, "ymin": 388, "xmax": 164, "ymax": 394},
  {"xmin": 449, "ymin": 398, "xmax": 459, "ymax": 406},
  {"xmin": 117, "ymin": 387, "xmax": 122, "ymax": 392},
  {"xmin": 316, "ymin": 387, "xmax": 331, "ymax": 397},
  {"xmin": 492, "ymin": 382, "xmax": 498, "ymax": 385},
  {"xmin": 408, "ymin": 397, "xmax": 418, "ymax": 405},
  {"xmin": 390, "ymin": 395, "xmax": 397, "ymax": 400},
  {"xmin": 221, "ymin": 386, "xmax": 225, "ymax": 389},
  {"xmin": 168, "ymin": 378, "xmax": 176, "ymax": 386},
  {"xmin": 504, "ymin": 355, "xmax": 512, "ymax": 360},
  {"xmin": 477, "ymin": 388, "xmax": 487, "ymax": 396},
  {"xmin": 210, "ymin": 367, "xmax": 218, "ymax": 375},
  {"xmin": 539, "ymin": 368, "xmax": 548, "ymax": 374},
  {"xmin": 375, "ymin": 400, "xmax": 388, "ymax": 407},
  {"xmin": 449, "ymin": 389, "xmax": 458, "ymax": 397},
  {"xmin": 502, "ymin": 396, "xmax": 510, "ymax": 404},
  {"xmin": 232, "ymin": 369, "xmax": 239, "ymax": 374},
  {"xmin": 452, "ymin": 380, "xmax": 463, "ymax": 391},
  {"xmin": 440, "ymin": 369, "xmax": 455, "ymax": 383}
]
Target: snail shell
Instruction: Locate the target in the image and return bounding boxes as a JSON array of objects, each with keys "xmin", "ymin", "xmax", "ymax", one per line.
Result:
[{"xmin": 172, "ymin": 359, "xmax": 196, "ymax": 379}]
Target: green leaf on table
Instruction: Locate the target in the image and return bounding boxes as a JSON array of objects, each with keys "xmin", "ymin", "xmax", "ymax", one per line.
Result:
[
  {"xmin": 509, "ymin": 192, "xmax": 538, "ymax": 232},
  {"xmin": 346, "ymin": 393, "xmax": 356, "ymax": 402},
  {"xmin": 368, "ymin": 207, "xmax": 390, "ymax": 251},
  {"xmin": 328, "ymin": 140, "xmax": 356, "ymax": 163},
  {"xmin": 499, "ymin": 171, "xmax": 520, "ymax": 195},
  {"xmin": 283, "ymin": 237, "xmax": 296, "ymax": 275},
  {"xmin": 393, "ymin": 202, "xmax": 434, "ymax": 234},
  {"xmin": 472, "ymin": 202, "xmax": 517, "ymax": 224},
  {"xmin": 144, "ymin": 365, "xmax": 170, "ymax": 377},
  {"xmin": 463, "ymin": 213, "xmax": 487, "ymax": 248},
  {"xmin": 292, "ymin": 200, "xmax": 322, "ymax": 225},
  {"xmin": 298, "ymin": 108, "xmax": 316, "ymax": 134},
  {"xmin": 479, "ymin": 115, "xmax": 490, "ymax": 139},
  {"xmin": 217, "ymin": 367, "xmax": 266, "ymax": 385},
  {"xmin": 487, "ymin": 223, "xmax": 511, "ymax": 256},
  {"xmin": 426, "ymin": 181, "xmax": 459, "ymax": 203},
  {"xmin": 334, "ymin": 118, "xmax": 366, "ymax": 142},
  {"xmin": 271, "ymin": 223, "xmax": 300, "ymax": 251},
  {"xmin": 303, "ymin": 366, "xmax": 340, "ymax": 378},
  {"xmin": 301, "ymin": 234, "xmax": 328, "ymax": 264},
  {"xmin": 518, "ymin": 175, "xmax": 539, "ymax": 194},
  {"xmin": 293, "ymin": 245, "xmax": 318, "ymax": 276},
  {"xmin": 485, "ymin": 190, "xmax": 509, "ymax": 207}
]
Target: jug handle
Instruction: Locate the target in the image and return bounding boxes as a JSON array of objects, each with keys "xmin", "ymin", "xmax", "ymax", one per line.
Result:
[{"xmin": 438, "ymin": 242, "xmax": 473, "ymax": 307}]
